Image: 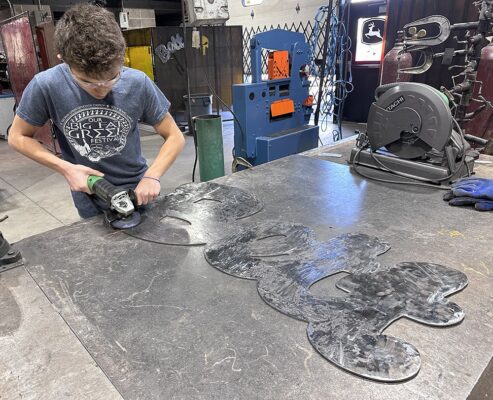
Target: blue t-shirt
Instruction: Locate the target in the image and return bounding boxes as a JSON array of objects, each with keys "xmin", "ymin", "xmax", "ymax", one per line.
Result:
[{"xmin": 16, "ymin": 64, "xmax": 170, "ymax": 186}]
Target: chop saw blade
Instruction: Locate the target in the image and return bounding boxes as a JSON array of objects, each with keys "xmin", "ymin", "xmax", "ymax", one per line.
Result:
[{"xmin": 386, "ymin": 138, "xmax": 431, "ymax": 159}]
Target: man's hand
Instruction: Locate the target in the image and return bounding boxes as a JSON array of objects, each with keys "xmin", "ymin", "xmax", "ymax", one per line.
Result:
[
  {"xmin": 131, "ymin": 113, "xmax": 183, "ymax": 206},
  {"xmin": 135, "ymin": 176, "xmax": 161, "ymax": 205},
  {"xmin": 63, "ymin": 164, "xmax": 104, "ymax": 194},
  {"xmin": 8, "ymin": 116, "xmax": 105, "ymax": 195}
]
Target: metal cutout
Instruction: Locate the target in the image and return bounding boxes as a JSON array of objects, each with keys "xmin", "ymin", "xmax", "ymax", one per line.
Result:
[
  {"xmin": 204, "ymin": 223, "xmax": 468, "ymax": 382},
  {"xmin": 125, "ymin": 182, "xmax": 264, "ymax": 245},
  {"xmin": 307, "ymin": 262, "xmax": 467, "ymax": 382},
  {"xmin": 204, "ymin": 222, "xmax": 315, "ymax": 279}
]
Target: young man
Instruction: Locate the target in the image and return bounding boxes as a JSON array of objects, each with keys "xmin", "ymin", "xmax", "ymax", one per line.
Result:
[{"xmin": 8, "ymin": 3, "xmax": 185, "ymax": 218}]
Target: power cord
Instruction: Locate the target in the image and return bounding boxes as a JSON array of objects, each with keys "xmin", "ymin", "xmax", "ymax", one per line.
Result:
[
  {"xmin": 352, "ymin": 146, "xmax": 452, "ymax": 190},
  {"xmin": 179, "ymin": 0, "xmax": 199, "ymax": 182}
]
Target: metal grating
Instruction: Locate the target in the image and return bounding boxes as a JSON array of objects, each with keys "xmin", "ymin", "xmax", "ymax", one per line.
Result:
[{"xmin": 242, "ymin": 20, "xmax": 327, "ymax": 82}]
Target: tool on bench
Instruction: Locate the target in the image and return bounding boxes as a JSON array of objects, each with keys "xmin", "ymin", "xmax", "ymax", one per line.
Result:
[
  {"xmin": 87, "ymin": 176, "xmax": 141, "ymax": 229},
  {"xmin": 349, "ymin": 82, "xmax": 478, "ymax": 184}
]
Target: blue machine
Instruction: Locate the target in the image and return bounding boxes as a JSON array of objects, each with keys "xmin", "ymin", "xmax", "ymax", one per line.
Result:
[{"xmin": 233, "ymin": 29, "xmax": 319, "ymax": 167}]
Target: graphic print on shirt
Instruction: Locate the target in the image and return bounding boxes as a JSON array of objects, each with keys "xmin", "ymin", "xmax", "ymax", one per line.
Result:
[{"xmin": 61, "ymin": 105, "xmax": 133, "ymax": 162}]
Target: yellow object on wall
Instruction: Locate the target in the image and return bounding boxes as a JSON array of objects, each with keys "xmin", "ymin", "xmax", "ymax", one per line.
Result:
[{"xmin": 125, "ymin": 46, "xmax": 154, "ymax": 81}]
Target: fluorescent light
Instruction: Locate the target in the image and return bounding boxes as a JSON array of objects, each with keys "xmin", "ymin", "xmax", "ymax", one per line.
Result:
[{"xmin": 242, "ymin": 0, "xmax": 263, "ymax": 6}]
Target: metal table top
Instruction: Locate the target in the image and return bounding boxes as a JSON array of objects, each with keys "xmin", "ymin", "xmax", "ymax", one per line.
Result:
[{"xmin": 8, "ymin": 154, "xmax": 493, "ymax": 399}]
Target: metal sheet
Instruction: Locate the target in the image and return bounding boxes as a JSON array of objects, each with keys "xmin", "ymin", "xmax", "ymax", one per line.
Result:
[
  {"xmin": 205, "ymin": 224, "xmax": 467, "ymax": 381},
  {"xmin": 152, "ymin": 26, "xmax": 243, "ymax": 115},
  {"xmin": 35, "ymin": 22, "xmax": 59, "ymax": 70},
  {"xmin": 126, "ymin": 182, "xmax": 264, "ymax": 245},
  {"xmin": 13, "ymin": 156, "xmax": 491, "ymax": 399},
  {"xmin": 0, "ymin": 14, "xmax": 57, "ymax": 153},
  {"xmin": 0, "ymin": 14, "xmax": 38, "ymax": 105}
]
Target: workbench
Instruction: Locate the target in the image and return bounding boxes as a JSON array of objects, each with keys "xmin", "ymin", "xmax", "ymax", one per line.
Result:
[{"xmin": 1, "ymin": 140, "xmax": 492, "ymax": 399}]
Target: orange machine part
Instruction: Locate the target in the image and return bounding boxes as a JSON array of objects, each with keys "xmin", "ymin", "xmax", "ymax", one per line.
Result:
[
  {"xmin": 271, "ymin": 99, "xmax": 295, "ymax": 117},
  {"xmin": 268, "ymin": 50, "xmax": 290, "ymax": 80},
  {"xmin": 303, "ymin": 95, "xmax": 314, "ymax": 107}
]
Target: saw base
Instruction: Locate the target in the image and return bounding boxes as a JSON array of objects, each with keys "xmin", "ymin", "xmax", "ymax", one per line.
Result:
[{"xmin": 349, "ymin": 147, "xmax": 475, "ymax": 183}]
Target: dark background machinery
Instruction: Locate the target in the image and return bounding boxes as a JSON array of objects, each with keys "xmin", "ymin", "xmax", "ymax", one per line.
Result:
[
  {"xmin": 232, "ymin": 29, "xmax": 319, "ymax": 167},
  {"xmin": 350, "ymin": 82, "xmax": 476, "ymax": 183},
  {"xmin": 383, "ymin": 0, "xmax": 493, "ymax": 145}
]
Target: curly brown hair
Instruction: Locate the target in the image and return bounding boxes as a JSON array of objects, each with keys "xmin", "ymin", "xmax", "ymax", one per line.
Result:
[{"xmin": 55, "ymin": 4, "xmax": 125, "ymax": 77}]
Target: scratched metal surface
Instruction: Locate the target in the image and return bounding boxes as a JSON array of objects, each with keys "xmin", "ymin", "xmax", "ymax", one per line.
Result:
[
  {"xmin": 307, "ymin": 262, "xmax": 467, "ymax": 381},
  {"xmin": 125, "ymin": 182, "xmax": 264, "ymax": 245},
  {"xmin": 205, "ymin": 225, "xmax": 467, "ymax": 381},
  {"xmin": 16, "ymin": 155, "xmax": 493, "ymax": 399}
]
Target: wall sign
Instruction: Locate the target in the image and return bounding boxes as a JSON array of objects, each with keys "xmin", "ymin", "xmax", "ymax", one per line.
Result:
[{"xmin": 355, "ymin": 17, "xmax": 386, "ymax": 62}]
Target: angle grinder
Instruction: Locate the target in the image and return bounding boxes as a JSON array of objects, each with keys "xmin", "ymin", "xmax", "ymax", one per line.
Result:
[{"xmin": 87, "ymin": 175, "xmax": 141, "ymax": 229}]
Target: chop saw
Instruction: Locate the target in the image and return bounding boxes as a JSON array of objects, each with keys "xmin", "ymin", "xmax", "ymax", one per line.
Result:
[{"xmin": 349, "ymin": 82, "xmax": 478, "ymax": 183}]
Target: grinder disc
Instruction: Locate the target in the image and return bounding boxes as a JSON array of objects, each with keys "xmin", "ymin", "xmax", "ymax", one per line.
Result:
[{"xmin": 110, "ymin": 211, "xmax": 142, "ymax": 229}]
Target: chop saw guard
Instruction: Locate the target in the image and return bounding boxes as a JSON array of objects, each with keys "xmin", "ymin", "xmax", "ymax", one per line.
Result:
[
  {"xmin": 369, "ymin": 83, "xmax": 452, "ymax": 158},
  {"xmin": 350, "ymin": 82, "xmax": 476, "ymax": 184}
]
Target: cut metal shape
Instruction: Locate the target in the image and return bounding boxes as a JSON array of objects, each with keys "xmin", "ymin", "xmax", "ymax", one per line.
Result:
[
  {"xmin": 307, "ymin": 262, "xmax": 467, "ymax": 382},
  {"xmin": 126, "ymin": 182, "xmax": 264, "ymax": 245},
  {"xmin": 403, "ymin": 15, "xmax": 451, "ymax": 46},
  {"xmin": 204, "ymin": 224, "xmax": 468, "ymax": 382},
  {"xmin": 205, "ymin": 226, "xmax": 390, "ymax": 321},
  {"xmin": 398, "ymin": 46, "xmax": 434, "ymax": 74},
  {"xmin": 204, "ymin": 222, "xmax": 316, "ymax": 279}
]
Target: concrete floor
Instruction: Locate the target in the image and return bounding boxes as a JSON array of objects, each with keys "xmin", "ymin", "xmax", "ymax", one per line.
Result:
[{"xmin": 0, "ymin": 118, "xmax": 362, "ymax": 243}]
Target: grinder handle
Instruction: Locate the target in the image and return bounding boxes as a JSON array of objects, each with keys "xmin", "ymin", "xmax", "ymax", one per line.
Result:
[{"xmin": 87, "ymin": 175, "xmax": 121, "ymax": 204}]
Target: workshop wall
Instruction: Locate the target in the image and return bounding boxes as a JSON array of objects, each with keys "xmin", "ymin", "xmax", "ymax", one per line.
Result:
[
  {"xmin": 227, "ymin": 0, "xmax": 324, "ymax": 30},
  {"xmin": 384, "ymin": 0, "xmax": 479, "ymax": 90},
  {"xmin": 152, "ymin": 26, "xmax": 243, "ymax": 115}
]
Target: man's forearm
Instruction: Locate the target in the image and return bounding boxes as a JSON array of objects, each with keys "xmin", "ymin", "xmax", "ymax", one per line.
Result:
[
  {"xmin": 144, "ymin": 132, "xmax": 185, "ymax": 178},
  {"xmin": 8, "ymin": 116, "xmax": 104, "ymax": 193},
  {"xmin": 8, "ymin": 132, "xmax": 72, "ymax": 176},
  {"xmin": 144, "ymin": 113, "xmax": 185, "ymax": 179}
]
